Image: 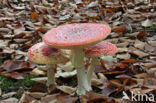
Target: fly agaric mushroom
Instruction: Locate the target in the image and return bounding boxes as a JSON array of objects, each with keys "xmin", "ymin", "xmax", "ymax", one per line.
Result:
[
  {"xmin": 85, "ymin": 41, "xmax": 117, "ymax": 89},
  {"xmin": 43, "ymin": 23, "xmax": 111, "ymax": 95},
  {"xmin": 28, "ymin": 42, "xmax": 69, "ymax": 87}
]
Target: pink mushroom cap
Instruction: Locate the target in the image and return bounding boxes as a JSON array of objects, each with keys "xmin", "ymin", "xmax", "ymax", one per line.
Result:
[
  {"xmin": 43, "ymin": 23, "xmax": 111, "ymax": 49},
  {"xmin": 28, "ymin": 42, "xmax": 69, "ymax": 64},
  {"xmin": 85, "ymin": 41, "xmax": 117, "ymax": 57}
]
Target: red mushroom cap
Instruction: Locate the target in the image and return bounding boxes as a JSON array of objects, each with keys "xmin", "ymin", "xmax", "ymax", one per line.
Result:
[
  {"xmin": 28, "ymin": 42, "xmax": 69, "ymax": 64},
  {"xmin": 43, "ymin": 23, "xmax": 111, "ymax": 49},
  {"xmin": 85, "ymin": 41, "xmax": 117, "ymax": 57}
]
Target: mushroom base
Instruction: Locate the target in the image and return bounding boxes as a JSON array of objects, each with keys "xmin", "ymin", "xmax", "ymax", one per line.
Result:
[{"xmin": 72, "ymin": 48, "xmax": 91, "ymax": 95}]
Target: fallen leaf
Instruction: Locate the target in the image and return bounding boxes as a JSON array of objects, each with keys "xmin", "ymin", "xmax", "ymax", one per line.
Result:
[
  {"xmin": 141, "ymin": 19, "xmax": 153, "ymax": 27},
  {"xmin": 116, "ymin": 53, "xmax": 131, "ymax": 59},
  {"xmin": 134, "ymin": 40, "xmax": 145, "ymax": 50},
  {"xmin": 91, "ymin": 78, "xmax": 103, "ymax": 87},
  {"xmin": 135, "ymin": 73, "xmax": 147, "ymax": 79},
  {"xmin": 87, "ymin": 1, "xmax": 98, "ymax": 8},
  {"xmin": 40, "ymin": 93, "xmax": 59, "ymax": 103},
  {"xmin": 102, "ymin": 83, "xmax": 116, "ymax": 96},
  {"xmin": 113, "ymin": 26, "xmax": 127, "ymax": 33},
  {"xmin": 117, "ymin": 48, "xmax": 128, "ymax": 53},
  {"xmin": 144, "ymin": 44, "xmax": 156, "ymax": 52},
  {"xmin": 130, "ymin": 50, "xmax": 149, "ymax": 58},
  {"xmin": 41, "ymin": 94, "xmax": 78, "ymax": 103},
  {"xmin": 2, "ymin": 92, "xmax": 16, "ymax": 98},
  {"xmin": 57, "ymin": 85, "xmax": 76, "ymax": 94},
  {"xmin": 137, "ymin": 30, "xmax": 148, "ymax": 38},
  {"xmin": 0, "ymin": 72, "xmax": 24, "ymax": 79},
  {"xmin": 31, "ymin": 68, "xmax": 46, "ymax": 76},
  {"xmin": 2, "ymin": 60, "xmax": 34, "ymax": 72},
  {"xmin": 19, "ymin": 92, "xmax": 38, "ymax": 103},
  {"xmin": 105, "ymin": 71, "xmax": 125, "ymax": 75},
  {"xmin": 121, "ymin": 59, "xmax": 136, "ymax": 63},
  {"xmin": 0, "ymin": 98, "xmax": 18, "ymax": 103},
  {"xmin": 31, "ymin": 12, "xmax": 39, "ymax": 19},
  {"xmin": 31, "ymin": 77, "xmax": 47, "ymax": 84},
  {"xmin": 27, "ymin": 92, "xmax": 47, "ymax": 99},
  {"xmin": 115, "ymin": 63, "xmax": 128, "ymax": 69},
  {"xmin": 56, "ymin": 94, "xmax": 78, "ymax": 103},
  {"xmin": 148, "ymin": 41, "xmax": 156, "ymax": 46},
  {"xmin": 80, "ymin": 92, "xmax": 116, "ymax": 103},
  {"xmin": 28, "ymin": 84, "xmax": 47, "ymax": 92},
  {"xmin": 55, "ymin": 69, "xmax": 77, "ymax": 78}
]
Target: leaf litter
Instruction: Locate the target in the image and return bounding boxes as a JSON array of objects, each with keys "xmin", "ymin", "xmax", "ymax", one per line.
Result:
[{"xmin": 0, "ymin": 0, "xmax": 156, "ymax": 103}]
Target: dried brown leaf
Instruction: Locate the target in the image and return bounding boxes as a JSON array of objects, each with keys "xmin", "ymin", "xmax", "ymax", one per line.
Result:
[{"xmin": 113, "ymin": 26, "xmax": 127, "ymax": 33}]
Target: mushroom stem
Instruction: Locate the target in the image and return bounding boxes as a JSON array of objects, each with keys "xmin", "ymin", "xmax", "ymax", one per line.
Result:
[
  {"xmin": 46, "ymin": 64, "xmax": 56, "ymax": 87},
  {"xmin": 72, "ymin": 48, "xmax": 91, "ymax": 95},
  {"xmin": 87, "ymin": 57, "xmax": 100, "ymax": 89}
]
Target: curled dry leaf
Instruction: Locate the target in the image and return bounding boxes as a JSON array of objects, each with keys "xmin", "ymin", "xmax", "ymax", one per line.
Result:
[
  {"xmin": 113, "ymin": 26, "xmax": 127, "ymax": 33},
  {"xmin": 130, "ymin": 50, "xmax": 149, "ymax": 58},
  {"xmin": 31, "ymin": 68, "xmax": 46, "ymax": 76},
  {"xmin": 55, "ymin": 69, "xmax": 77, "ymax": 78},
  {"xmin": 134, "ymin": 40, "xmax": 145, "ymax": 50},
  {"xmin": 0, "ymin": 72, "xmax": 24, "ymax": 79},
  {"xmin": 141, "ymin": 19, "xmax": 153, "ymax": 27},
  {"xmin": 58, "ymin": 62, "xmax": 74, "ymax": 72},
  {"xmin": 148, "ymin": 41, "xmax": 156, "ymax": 46},
  {"xmin": 138, "ymin": 30, "xmax": 148, "ymax": 38},
  {"xmin": 31, "ymin": 12, "xmax": 39, "ymax": 19},
  {"xmin": 28, "ymin": 84, "xmax": 47, "ymax": 92},
  {"xmin": 31, "ymin": 77, "xmax": 47, "ymax": 84},
  {"xmin": 87, "ymin": 1, "xmax": 98, "ymax": 8},
  {"xmin": 116, "ymin": 53, "xmax": 131, "ymax": 59},
  {"xmin": 91, "ymin": 78, "xmax": 103, "ymax": 87},
  {"xmin": 116, "ymin": 42, "xmax": 129, "ymax": 48},
  {"xmin": 117, "ymin": 48, "xmax": 128, "ymax": 53},
  {"xmin": 0, "ymin": 98, "xmax": 18, "ymax": 103},
  {"xmin": 19, "ymin": 92, "xmax": 38, "ymax": 103},
  {"xmin": 2, "ymin": 60, "xmax": 34, "ymax": 72},
  {"xmin": 144, "ymin": 44, "xmax": 156, "ymax": 52},
  {"xmin": 80, "ymin": 92, "xmax": 116, "ymax": 103},
  {"xmin": 2, "ymin": 92, "xmax": 16, "ymax": 98},
  {"xmin": 121, "ymin": 59, "xmax": 136, "ymax": 63},
  {"xmin": 41, "ymin": 94, "xmax": 78, "ymax": 103},
  {"xmin": 26, "ymin": 92, "xmax": 47, "ymax": 99},
  {"xmin": 57, "ymin": 85, "xmax": 76, "ymax": 94}
]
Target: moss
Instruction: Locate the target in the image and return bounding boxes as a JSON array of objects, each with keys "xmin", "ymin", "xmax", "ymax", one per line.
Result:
[
  {"xmin": 18, "ymin": 75, "xmax": 38, "ymax": 88},
  {"xmin": 141, "ymin": 24, "xmax": 156, "ymax": 32},
  {"xmin": 13, "ymin": 92, "xmax": 22, "ymax": 99},
  {"xmin": 0, "ymin": 75, "xmax": 15, "ymax": 91},
  {"xmin": 0, "ymin": 75, "xmax": 38, "ymax": 92}
]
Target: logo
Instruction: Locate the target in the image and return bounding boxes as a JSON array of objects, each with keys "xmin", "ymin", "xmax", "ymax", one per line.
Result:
[{"xmin": 122, "ymin": 91, "xmax": 155, "ymax": 102}]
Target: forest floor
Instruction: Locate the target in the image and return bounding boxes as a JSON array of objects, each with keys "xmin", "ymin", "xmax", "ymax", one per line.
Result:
[{"xmin": 0, "ymin": 0, "xmax": 156, "ymax": 103}]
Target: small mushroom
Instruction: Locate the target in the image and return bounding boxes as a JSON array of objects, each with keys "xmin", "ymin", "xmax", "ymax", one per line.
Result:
[
  {"xmin": 28, "ymin": 42, "xmax": 69, "ymax": 87},
  {"xmin": 85, "ymin": 41, "xmax": 117, "ymax": 89},
  {"xmin": 43, "ymin": 23, "xmax": 111, "ymax": 95}
]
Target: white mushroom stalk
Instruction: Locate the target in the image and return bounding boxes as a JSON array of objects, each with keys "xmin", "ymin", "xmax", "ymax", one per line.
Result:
[
  {"xmin": 85, "ymin": 41, "xmax": 118, "ymax": 90},
  {"xmin": 46, "ymin": 64, "xmax": 56, "ymax": 86},
  {"xmin": 87, "ymin": 57, "xmax": 100, "ymax": 89},
  {"xmin": 72, "ymin": 48, "xmax": 91, "ymax": 95}
]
